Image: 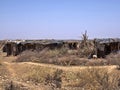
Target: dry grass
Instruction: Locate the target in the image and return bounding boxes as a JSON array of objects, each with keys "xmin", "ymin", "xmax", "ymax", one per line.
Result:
[
  {"xmin": 0, "ymin": 64, "xmax": 9, "ymax": 79},
  {"xmin": 0, "ymin": 53, "xmax": 120, "ymax": 90},
  {"xmin": 0, "ymin": 64, "xmax": 11, "ymax": 90},
  {"xmin": 9, "ymin": 63, "xmax": 118, "ymax": 90},
  {"xmin": 10, "ymin": 63, "xmax": 62, "ymax": 89},
  {"xmin": 22, "ymin": 66, "xmax": 56, "ymax": 83},
  {"xmin": 1, "ymin": 48, "xmax": 120, "ymax": 89},
  {"xmin": 16, "ymin": 48, "xmax": 67, "ymax": 62},
  {"xmin": 10, "ymin": 61, "xmax": 119, "ymax": 90},
  {"xmin": 16, "ymin": 50, "xmax": 120, "ymax": 68},
  {"xmin": 15, "ymin": 50, "xmax": 108, "ymax": 66},
  {"xmin": 62, "ymin": 68, "xmax": 120, "ymax": 90},
  {"xmin": 106, "ymin": 53, "xmax": 120, "ymax": 69}
]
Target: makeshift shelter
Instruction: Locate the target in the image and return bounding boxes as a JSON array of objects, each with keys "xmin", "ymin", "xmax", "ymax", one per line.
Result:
[
  {"xmin": 94, "ymin": 38, "xmax": 120, "ymax": 58},
  {"xmin": 3, "ymin": 40, "xmax": 65, "ymax": 56}
]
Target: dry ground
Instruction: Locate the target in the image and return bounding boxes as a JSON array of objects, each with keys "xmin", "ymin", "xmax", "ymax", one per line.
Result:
[
  {"xmin": 0, "ymin": 52, "xmax": 119, "ymax": 90},
  {"xmin": 0, "ymin": 53, "xmax": 53, "ymax": 90}
]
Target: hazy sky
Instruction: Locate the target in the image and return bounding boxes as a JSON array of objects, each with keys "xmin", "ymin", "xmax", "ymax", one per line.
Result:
[{"xmin": 0, "ymin": 0, "xmax": 120, "ymax": 40}]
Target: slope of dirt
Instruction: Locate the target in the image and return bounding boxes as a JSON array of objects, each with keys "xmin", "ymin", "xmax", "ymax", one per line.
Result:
[
  {"xmin": 0, "ymin": 52, "xmax": 119, "ymax": 90},
  {"xmin": 3, "ymin": 62, "xmax": 16, "ymax": 78},
  {"xmin": 0, "ymin": 53, "xmax": 54, "ymax": 90}
]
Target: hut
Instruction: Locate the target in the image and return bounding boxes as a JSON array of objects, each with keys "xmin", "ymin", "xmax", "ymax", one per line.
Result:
[
  {"xmin": 2, "ymin": 40, "xmax": 65, "ymax": 56},
  {"xmin": 94, "ymin": 38, "xmax": 120, "ymax": 58}
]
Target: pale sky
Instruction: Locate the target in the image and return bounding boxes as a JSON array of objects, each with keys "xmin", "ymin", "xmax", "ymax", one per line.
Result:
[{"xmin": 0, "ymin": 0, "xmax": 120, "ymax": 40}]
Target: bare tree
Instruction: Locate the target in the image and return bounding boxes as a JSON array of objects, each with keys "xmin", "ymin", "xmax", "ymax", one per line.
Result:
[{"xmin": 81, "ymin": 30, "xmax": 88, "ymax": 47}]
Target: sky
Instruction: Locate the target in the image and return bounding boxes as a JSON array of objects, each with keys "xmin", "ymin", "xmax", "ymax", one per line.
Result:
[{"xmin": 0, "ymin": 0, "xmax": 120, "ymax": 40}]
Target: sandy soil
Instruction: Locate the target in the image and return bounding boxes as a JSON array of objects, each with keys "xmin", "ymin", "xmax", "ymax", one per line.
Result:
[{"xmin": 0, "ymin": 52, "xmax": 118, "ymax": 90}]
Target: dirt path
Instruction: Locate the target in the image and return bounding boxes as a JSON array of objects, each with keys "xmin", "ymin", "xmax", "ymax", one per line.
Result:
[
  {"xmin": 1, "ymin": 62, "xmax": 45, "ymax": 90},
  {"xmin": 0, "ymin": 52, "xmax": 117, "ymax": 72},
  {"xmin": 0, "ymin": 54, "xmax": 53, "ymax": 90},
  {"xmin": 0, "ymin": 53, "xmax": 17, "ymax": 79},
  {"xmin": 20, "ymin": 62, "xmax": 117, "ymax": 72},
  {"xmin": 0, "ymin": 52, "xmax": 117, "ymax": 75},
  {"xmin": 3, "ymin": 62, "xmax": 16, "ymax": 78}
]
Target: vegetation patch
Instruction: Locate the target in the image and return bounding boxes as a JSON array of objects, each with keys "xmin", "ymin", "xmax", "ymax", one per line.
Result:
[
  {"xmin": 13, "ymin": 63, "xmax": 120, "ymax": 90},
  {"xmin": 106, "ymin": 53, "xmax": 120, "ymax": 69},
  {"xmin": 16, "ymin": 49, "xmax": 120, "ymax": 67},
  {"xmin": 62, "ymin": 68, "xmax": 120, "ymax": 90},
  {"xmin": 18, "ymin": 65, "xmax": 62, "ymax": 88}
]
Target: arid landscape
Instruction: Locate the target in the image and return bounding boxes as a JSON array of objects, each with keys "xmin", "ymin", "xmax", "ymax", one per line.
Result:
[
  {"xmin": 0, "ymin": 37, "xmax": 120, "ymax": 90},
  {"xmin": 1, "ymin": 0, "xmax": 120, "ymax": 90}
]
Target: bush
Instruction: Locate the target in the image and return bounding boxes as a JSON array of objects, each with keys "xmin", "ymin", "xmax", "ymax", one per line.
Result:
[
  {"xmin": 78, "ymin": 31, "xmax": 95, "ymax": 58},
  {"xmin": 16, "ymin": 48, "xmax": 68, "ymax": 62},
  {"xmin": 78, "ymin": 47, "xmax": 93, "ymax": 58},
  {"xmin": 106, "ymin": 53, "xmax": 120, "ymax": 69},
  {"xmin": 16, "ymin": 49, "xmax": 120, "ymax": 67},
  {"xmin": 56, "ymin": 57, "xmax": 88, "ymax": 66},
  {"xmin": 16, "ymin": 51, "xmax": 89, "ymax": 66},
  {"xmin": 16, "ymin": 50, "xmax": 38, "ymax": 62},
  {"xmin": 16, "ymin": 50, "xmax": 109, "ymax": 66},
  {"xmin": 45, "ymin": 69, "xmax": 63, "ymax": 88}
]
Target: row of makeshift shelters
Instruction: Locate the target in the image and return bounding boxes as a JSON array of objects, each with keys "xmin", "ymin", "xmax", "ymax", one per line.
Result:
[
  {"xmin": 2, "ymin": 38, "xmax": 120, "ymax": 58},
  {"xmin": 2, "ymin": 40, "xmax": 80, "ymax": 56}
]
